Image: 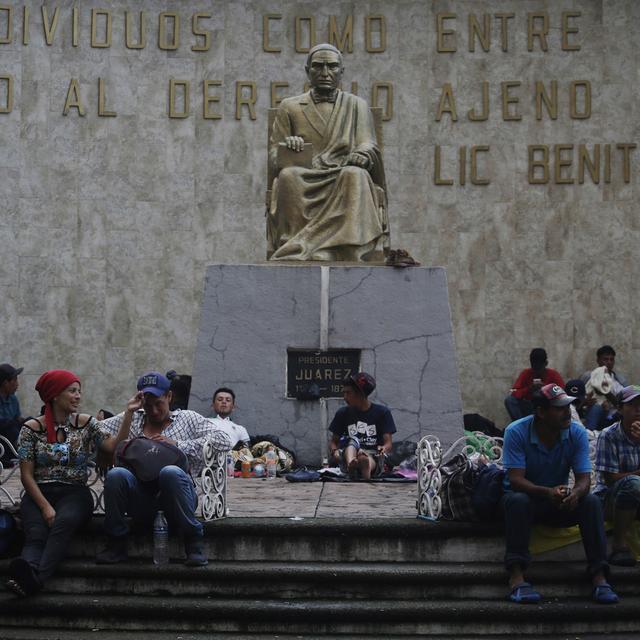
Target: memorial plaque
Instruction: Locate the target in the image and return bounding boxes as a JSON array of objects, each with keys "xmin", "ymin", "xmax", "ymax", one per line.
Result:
[{"xmin": 287, "ymin": 349, "xmax": 361, "ymax": 399}]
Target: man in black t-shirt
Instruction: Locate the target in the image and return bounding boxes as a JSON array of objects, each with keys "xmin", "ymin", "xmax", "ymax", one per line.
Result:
[{"xmin": 328, "ymin": 372, "xmax": 396, "ymax": 480}]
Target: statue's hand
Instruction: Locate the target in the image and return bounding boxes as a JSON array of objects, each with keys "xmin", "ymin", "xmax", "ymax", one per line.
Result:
[
  {"xmin": 346, "ymin": 152, "xmax": 372, "ymax": 171},
  {"xmin": 284, "ymin": 136, "xmax": 305, "ymax": 152}
]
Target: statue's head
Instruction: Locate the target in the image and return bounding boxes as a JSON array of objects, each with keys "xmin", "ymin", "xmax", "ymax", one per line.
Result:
[{"xmin": 305, "ymin": 43, "xmax": 344, "ymax": 92}]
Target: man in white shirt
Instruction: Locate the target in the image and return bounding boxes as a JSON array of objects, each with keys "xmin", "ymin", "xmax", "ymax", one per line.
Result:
[{"xmin": 208, "ymin": 387, "xmax": 251, "ymax": 450}]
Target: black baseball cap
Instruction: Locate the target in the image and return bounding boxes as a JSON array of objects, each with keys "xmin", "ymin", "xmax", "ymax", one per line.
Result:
[
  {"xmin": 0, "ymin": 364, "xmax": 23, "ymax": 383},
  {"xmin": 347, "ymin": 372, "xmax": 376, "ymax": 397}
]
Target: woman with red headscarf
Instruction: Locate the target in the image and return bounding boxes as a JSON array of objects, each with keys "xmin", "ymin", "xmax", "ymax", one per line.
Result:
[{"xmin": 6, "ymin": 370, "xmax": 139, "ymax": 597}]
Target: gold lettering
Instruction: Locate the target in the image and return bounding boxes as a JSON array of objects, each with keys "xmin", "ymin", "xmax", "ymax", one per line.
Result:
[
  {"xmin": 495, "ymin": 13, "xmax": 514, "ymax": 51},
  {"xmin": 295, "ymin": 16, "xmax": 316, "ymax": 53},
  {"xmin": 436, "ymin": 83, "xmax": 457, "ymax": 122},
  {"xmin": 98, "ymin": 78, "xmax": 116, "ymax": 117},
  {"xmin": 270, "ymin": 81, "xmax": 289, "ymax": 109},
  {"xmin": 159, "ymin": 12, "xmax": 179, "ymax": 51},
  {"xmin": 554, "ymin": 144, "xmax": 574, "ymax": 184},
  {"xmin": 561, "ymin": 11, "xmax": 580, "ymax": 51},
  {"xmin": 235, "ymin": 81, "xmax": 257, "ymax": 120},
  {"xmin": 365, "ymin": 15, "xmax": 386, "ymax": 53},
  {"xmin": 468, "ymin": 81, "xmax": 488, "ymax": 121},
  {"xmin": 169, "ymin": 79, "xmax": 190, "ymax": 118},
  {"xmin": 527, "ymin": 12, "xmax": 548, "ymax": 52},
  {"xmin": 324, "ymin": 368, "xmax": 332, "ymax": 379},
  {"xmin": 570, "ymin": 80, "xmax": 591, "ymax": 119},
  {"xmin": 528, "ymin": 145, "xmax": 549, "ymax": 184},
  {"xmin": 41, "ymin": 6, "xmax": 60, "ymax": 46},
  {"xmin": 0, "ymin": 74, "xmax": 13, "ymax": 113},
  {"xmin": 314, "ymin": 369, "xmax": 322, "ymax": 381},
  {"xmin": 295, "ymin": 370, "xmax": 303, "ymax": 381},
  {"xmin": 434, "ymin": 146, "xmax": 454, "ymax": 185},
  {"xmin": 578, "ymin": 144, "xmax": 600, "ymax": 184},
  {"xmin": 263, "ymin": 14, "xmax": 282, "ymax": 53},
  {"xmin": 91, "ymin": 9, "xmax": 112, "ymax": 48},
  {"xmin": 125, "ymin": 11, "xmax": 146, "ymax": 49},
  {"xmin": 22, "ymin": 6, "xmax": 28, "ymax": 45},
  {"xmin": 63, "ymin": 79, "xmax": 85, "ymax": 117},
  {"xmin": 617, "ymin": 143, "xmax": 637, "ymax": 183},
  {"xmin": 501, "ymin": 81, "xmax": 521, "ymax": 121},
  {"xmin": 535, "ymin": 80, "xmax": 557, "ymax": 120},
  {"xmin": 329, "ymin": 15, "xmax": 353, "ymax": 52},
  {"xmin": 471, "ymin": 146, "xmax": 490, "ymax": 185},
  {"xmin": 468, "ymin": 14, "xmax": 490, "ymax": 52},
  {"xmin": 192, "ymin": 13, "xmax": 211, "ymax": 52},
  {"xmin": 372, "ymin": 82, "xmax": 393, "ymax": 121},
  {"xmin": 437, "ymin": 13, "xmax": 456, "ymax": 52},
  {"xmin": 604, "ymin": 144, "xmax": 611, "ymax": 183},
  {"xmin": 459, "ymin": 146, "xmax": 466, "ymax": 185},
  {"xmin": 0, "ymin": 5, "xmax": 12, "ymax": 44},
  {"xmin": 72, "ymin": 7, "xmax": 78, "ymax": 47}
]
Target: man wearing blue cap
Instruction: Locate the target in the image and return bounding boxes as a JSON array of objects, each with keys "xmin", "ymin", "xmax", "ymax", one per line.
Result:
[{"xmin": 96, "ymin": 371, "xmax": 216, "ymax": 566}]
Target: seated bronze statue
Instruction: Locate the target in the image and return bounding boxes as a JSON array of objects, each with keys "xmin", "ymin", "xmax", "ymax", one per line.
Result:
[{"xmin": 267, "ymin": 43, "xmax": 389, "ymax": 262}]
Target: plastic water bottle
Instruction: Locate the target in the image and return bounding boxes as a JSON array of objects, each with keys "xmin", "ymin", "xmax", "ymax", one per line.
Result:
[
  {"xmin": 153, "ymin": 510, "xmax": 169, "ymax": 565},
  {"xmin": 226, "ymin": 452, "xmax": 234, "ymax": 478},
  {"xmin": 265, "ymin": 448, "xmax": 277, "ymax": 479}
]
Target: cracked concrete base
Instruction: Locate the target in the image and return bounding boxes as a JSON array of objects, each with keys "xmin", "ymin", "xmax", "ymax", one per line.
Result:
[{"xmin": 190, "ymin": 264, "xmax": 463, "ymax": 465}]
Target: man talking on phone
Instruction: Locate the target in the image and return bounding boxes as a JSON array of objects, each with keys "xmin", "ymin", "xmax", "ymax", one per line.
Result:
[
  {"xmin": 505, "ymin": 348, "xmax": 565, "ymax": 421},
  {"xmin": 501, "ymin": 384, "xmax": 617, "ymax": 605}
]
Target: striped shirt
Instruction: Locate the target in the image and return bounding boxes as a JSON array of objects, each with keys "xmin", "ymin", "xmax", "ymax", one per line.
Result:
[
  {"xmin": 102, "ymin": 409, "xmax": 215, "ymax": 476},
  {"xmin": 594, "ymin": 421, "xmax": 640, "ymax": 495}
]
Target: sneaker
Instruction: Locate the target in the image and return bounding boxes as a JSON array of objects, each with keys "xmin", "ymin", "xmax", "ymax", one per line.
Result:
[
  {"xmin": 95, "ymin": 536, "xmax": 128, "ymax": 564},
  {"xmin": 6, "ymin": 558, "xmax": 41, "ymax": 597},
  {"xmin": 184, "ymin": 537, "xmax": 208, "ymax": 567}
]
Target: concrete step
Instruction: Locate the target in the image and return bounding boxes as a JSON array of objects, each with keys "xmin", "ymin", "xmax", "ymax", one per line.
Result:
[
  {"xmin": 0, "ymin": 592, "xmax": 639, "ymax": 635},
  {"xmin": 66, "ymin": 516, "xmax": 589, "ymax": 564},
  {"xmin": 1, "ymin": 559, "xmax": 638, "ymax": 601}
]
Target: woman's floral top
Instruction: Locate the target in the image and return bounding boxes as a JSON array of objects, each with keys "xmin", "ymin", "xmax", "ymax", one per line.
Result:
[{"xmin": 17, "ymin": 416, "xmax": 110, "ymax": 485}]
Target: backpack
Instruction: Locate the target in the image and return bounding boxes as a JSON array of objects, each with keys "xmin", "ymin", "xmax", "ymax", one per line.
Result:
[
  {"xmin": 115, "ymin": 437, "xmax": 190, "ymax": 487},
  {"xmin": 439, "ymin": 453, "xmax": 478, "ymax": 521}
]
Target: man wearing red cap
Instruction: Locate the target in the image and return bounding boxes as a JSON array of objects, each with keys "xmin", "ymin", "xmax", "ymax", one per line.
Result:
[
  {"xmin": 501, "ymin": 383, "xmax": 617, "ymax": 604},
  {"xmin": 328, "ymin": 372, "xmax": 396, "ymax": 480}
]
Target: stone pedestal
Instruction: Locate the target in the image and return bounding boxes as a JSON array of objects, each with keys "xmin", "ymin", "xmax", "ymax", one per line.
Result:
[{"xmin": 190, "ymin": 264, "xmax": 463, "ymax": 466}]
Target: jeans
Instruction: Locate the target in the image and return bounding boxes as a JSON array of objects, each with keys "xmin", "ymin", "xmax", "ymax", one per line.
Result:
[
  {"xmin": 20, "ymin": 482, "xmax": 94, "ymax": 583},
  {"xmin": 603, "ymin": 475, "xmax": 640, "ymax": 518},
  {"xmin": 504, "ymin": 396, "xmax": 533, "ymax": 421},
  {"xmin": 103, "ymin": 465, "xmax": 202, "ymax": 539},
  {"xmin": 500, "ymin": 490, "xmax": 609, "ymax": 578}
]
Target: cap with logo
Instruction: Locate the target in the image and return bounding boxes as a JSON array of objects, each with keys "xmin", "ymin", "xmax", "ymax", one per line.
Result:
[
  {"xmin": 0, "ymin": 364, "xmax": 23, "ymax": 384},
  {"xmin": 540, "ymin": 383, "xmax": 576, "ymax": 407},
  {"xmin": 347, "ymin": 371, "xmax": 376, "ymax": 397},
  {"xmin": 137, "ymin": 371, "xmax": 171, "ymax": 397},
  {"xmin": 620, "ymin": 385, "xmax": 640, "ymax": 404},
  {"xmin": 564, "ymin": 379, "xmax": 586, "ymax": 400}
]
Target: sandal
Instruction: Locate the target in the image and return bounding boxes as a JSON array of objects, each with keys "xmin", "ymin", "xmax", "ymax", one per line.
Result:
[
  {"xmin": 508, "ymin": 581, "xmax": 541, "ymax": 604},
  {"xmin": 609, "ymin": 549, "xmax": 637, "ymax": 567},
  {"xmin": 7, "ymin": 558, "xmax": 41, "ymax": 597},
  {"xmin": 593, "ymin": 582, "xmax": 619, "ymax": 604}
]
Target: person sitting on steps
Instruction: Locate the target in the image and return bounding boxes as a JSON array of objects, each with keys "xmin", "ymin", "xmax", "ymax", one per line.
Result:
[{"xmin": 328, "ymin": 372, "xmax": 395, "ymax": 481}]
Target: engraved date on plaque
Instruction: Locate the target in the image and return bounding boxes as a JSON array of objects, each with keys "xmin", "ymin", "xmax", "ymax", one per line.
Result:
[{"xmin": 287, "ymin": 349, "xmax": 360, "ymax": 399}]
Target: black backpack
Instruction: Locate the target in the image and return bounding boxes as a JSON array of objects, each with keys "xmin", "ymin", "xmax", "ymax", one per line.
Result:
[{"xmin": 115, "ymin": 437, "xmax": 190, "ymax": 487}]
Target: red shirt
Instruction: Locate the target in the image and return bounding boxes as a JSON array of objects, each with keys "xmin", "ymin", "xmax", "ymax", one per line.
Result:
[{"xmin": 510, "ymin": 368, "xmax": 565, "ymax": 400}]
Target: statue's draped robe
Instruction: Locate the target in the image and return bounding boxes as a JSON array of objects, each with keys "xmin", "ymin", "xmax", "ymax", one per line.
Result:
[{"xmin": 268, "ymin": 91, "xmax": 388, "ymax": 261}]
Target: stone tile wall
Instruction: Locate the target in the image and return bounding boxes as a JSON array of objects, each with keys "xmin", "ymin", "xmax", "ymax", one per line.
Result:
[{"xmin": 1, "ymin": 0, "xmax": 638, "ymax": 428}]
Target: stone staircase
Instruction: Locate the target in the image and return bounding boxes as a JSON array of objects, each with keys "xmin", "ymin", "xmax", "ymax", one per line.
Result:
[{"xmin": 1, "ymin": 517, "xmax": 640, "ymax": 638}]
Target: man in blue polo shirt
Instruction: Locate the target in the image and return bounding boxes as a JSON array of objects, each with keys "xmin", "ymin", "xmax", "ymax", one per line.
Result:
[
  {"xmin": 501, "ymin": 383, "xmax": 617, "ymax": 604},
  {"xmin": 0, "ymin": 363, "xmax": 24, "ymax": 464}
]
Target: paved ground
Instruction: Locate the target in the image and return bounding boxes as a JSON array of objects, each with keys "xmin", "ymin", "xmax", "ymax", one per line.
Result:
[{"xmin": 0, "ymin": 468, "xmax": 418, "ymax": 519}]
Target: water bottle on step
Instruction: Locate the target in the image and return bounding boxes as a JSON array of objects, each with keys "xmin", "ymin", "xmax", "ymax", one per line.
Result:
[{"xmin": 153, "ymin": 510, "xmax": 169, "ymax": 565}]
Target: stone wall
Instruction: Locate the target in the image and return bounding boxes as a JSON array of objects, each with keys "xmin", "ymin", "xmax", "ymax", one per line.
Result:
[{"xmin": 1, "ymin": 0, "xmax": 638, "ymax": 428}]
